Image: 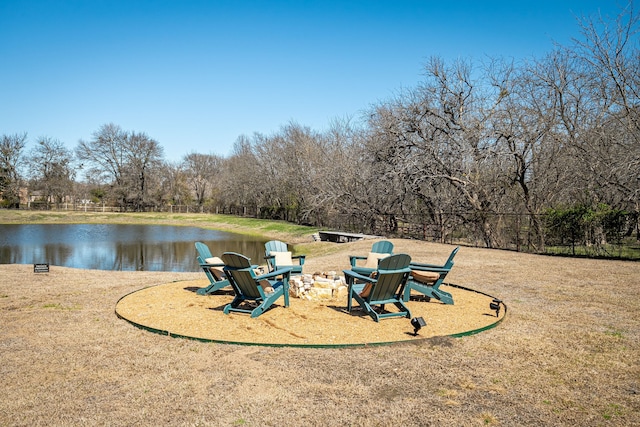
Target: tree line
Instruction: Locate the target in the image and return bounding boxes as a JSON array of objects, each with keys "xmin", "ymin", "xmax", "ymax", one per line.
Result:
[{"xmin": 1, "ymin": 5, "xmax": 639, "ymax": 254}]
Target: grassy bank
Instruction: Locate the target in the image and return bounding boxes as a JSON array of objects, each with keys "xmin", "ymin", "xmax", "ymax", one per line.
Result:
[{"xmin": 0, "ymin": 209, "xmax": 316, "ymax": 240}]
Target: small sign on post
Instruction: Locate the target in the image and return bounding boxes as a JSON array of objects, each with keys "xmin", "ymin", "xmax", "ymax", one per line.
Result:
[{"xmin": 34, "ymin": 263, "xmax": 50, "ymax": 273}]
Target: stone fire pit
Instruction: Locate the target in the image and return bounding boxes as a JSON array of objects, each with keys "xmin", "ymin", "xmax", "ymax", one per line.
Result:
[{"xmin": 288, "ymin": 272, "xmax": 347, "ymax": 301}]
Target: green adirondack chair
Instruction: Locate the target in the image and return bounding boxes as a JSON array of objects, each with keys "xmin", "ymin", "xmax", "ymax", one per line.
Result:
[
  {"xmin": 264, "ymin": 240, "xmax": 305, "ymax": 275},
  {"xmin": 348, "ymin": 240, "xmax": 395, "ymax": 277},
  {"xmin": 221, "ymin": 252, "xmax": 292, "ymax": 318},
  {"xmin": 343, "ymin": 253, "xmax": 412, "ymax": 322},
  {"xmin": 403, "ymin": 246, "xmax": 459, "ymax": 305},
  {"xmin": 195, "ymin": 242, "xmax": 230, "ymax": 295}
]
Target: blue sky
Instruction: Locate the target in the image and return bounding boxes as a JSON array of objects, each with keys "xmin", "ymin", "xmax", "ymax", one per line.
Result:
[{"xmin": 0, "ymin": 0, "xmax": 625, "ymax": 162}]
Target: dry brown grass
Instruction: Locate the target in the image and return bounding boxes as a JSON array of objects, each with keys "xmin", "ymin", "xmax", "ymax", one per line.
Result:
[{"xmin": 2, "ymin": 228, "xmax": 640, "ymax": 425}]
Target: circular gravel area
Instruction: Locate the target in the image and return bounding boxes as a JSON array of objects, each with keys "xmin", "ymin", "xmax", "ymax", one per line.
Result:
[{"xmin": 116, "ymin": 279, "xmax": 506, "ymax": 347}]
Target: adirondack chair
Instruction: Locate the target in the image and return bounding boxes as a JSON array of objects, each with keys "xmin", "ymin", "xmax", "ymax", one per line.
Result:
[
  {"xmin": 195, "ymin": 242, "xmax": 230, "ymax": 295},
  {"xmin": 221, "ymin": 252, "xmax": 292, "ymax": 318},
  {"xmin": 343, "ymin": 253, "xmax": 412, "ymax": 322},
  {"xmin": 264, "ymin": 240, "xmax": 305, "ymax": 275},
  {"xmin": 348, "ymin": 240, "xmax": 395, "ymax": 277},
  {"xmin": 403, "ymin": 246, "xmax": 460, "ymax": 305}
]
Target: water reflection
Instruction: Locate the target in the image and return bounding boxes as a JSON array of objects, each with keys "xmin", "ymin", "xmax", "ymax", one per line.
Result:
[{"xmin": 0, "ymin": 224, "xmax": 267, "ymax": 272}]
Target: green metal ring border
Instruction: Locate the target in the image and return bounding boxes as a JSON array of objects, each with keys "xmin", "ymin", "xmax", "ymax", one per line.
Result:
[{"xmin": 114, "ymin": 282, "xmax": 507, "ymax": 348}]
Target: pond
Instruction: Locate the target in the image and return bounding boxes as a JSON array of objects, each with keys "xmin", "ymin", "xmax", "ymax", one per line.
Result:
[{"xmin": 0, "ymin": 224, "xmax": 268, "ymax": 272}]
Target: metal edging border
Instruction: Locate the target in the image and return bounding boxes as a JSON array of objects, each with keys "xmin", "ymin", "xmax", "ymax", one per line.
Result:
[{"xmin": 114, "ymin": 282, "xmax": 507, "ymax": 348}]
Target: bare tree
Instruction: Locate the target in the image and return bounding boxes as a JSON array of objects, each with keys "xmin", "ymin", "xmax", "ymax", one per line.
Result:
[
  {"xmin": 0, "ymin": 132, "xmax": 28, "ymax": 207},
  {"xmin": 251, "ymin": 122, "xmax": 327, "ymax": 222},
  {"xmin": 76, "ymin": 123, "xmax": 164, "ymax": 210},
  {"xmin": 155, "ymin": 161, "xmax": 190, "ymax": 208},
  {"xmin": 363, "ymin": 57, "xmax": 510, "ymax": 247},
  {"xmin": 573, "ymin": 3, "xmax": 640, "ymax": 214},
  {"xmin": 302, "ymin": 116, "xmax": 364, "ymax": 227},
  {"xmin": 28, "ymin": 137, "xmax": 76, "ymax": 208},
  {"xmin": 76, "ymin": 123, "xmax": 128, "ymax": 187},
  {"xmin": 122, "ymin": 131, "xmax": 164, "ymax": 211},
  {"xmin": 218, "ymin": 135, "xmax": 262, "ymax": 213},
  {"xmin": 485, "ymin": 54, "xmax": 575, "ymax": 250},
  {"xmin": 181, "ymin": 152, "xmax": 222, "ymax": 206}
]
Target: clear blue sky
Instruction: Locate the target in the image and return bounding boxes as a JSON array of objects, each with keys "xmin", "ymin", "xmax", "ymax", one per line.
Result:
[{"xmin": 0, "ymin": 0, "xmax": 625, "ymax": 162}]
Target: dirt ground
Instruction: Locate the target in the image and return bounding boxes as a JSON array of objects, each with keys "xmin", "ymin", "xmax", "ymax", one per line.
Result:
[{"xmin": 1, "ymin": 238, "xmax": 639, "ymax": 426}]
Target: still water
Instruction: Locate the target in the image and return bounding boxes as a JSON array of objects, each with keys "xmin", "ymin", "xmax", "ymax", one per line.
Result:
[{"xmin": 0, "ymin": 224, "xmax": 267, "ymax": 272}]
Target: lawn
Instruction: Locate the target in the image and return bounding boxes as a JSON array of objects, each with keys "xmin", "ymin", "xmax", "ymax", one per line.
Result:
[{"xmin": 1, "ymin": 211, "xmax": 638, "ymax": 425}]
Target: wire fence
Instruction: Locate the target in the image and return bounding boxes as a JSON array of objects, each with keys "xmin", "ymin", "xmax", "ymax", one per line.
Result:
[{"xmin": 10, "ymin": 203, "xmax": 640, "ymax": 260}]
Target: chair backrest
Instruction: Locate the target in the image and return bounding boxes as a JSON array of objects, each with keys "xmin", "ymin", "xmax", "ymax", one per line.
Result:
[
  {"xmin": 221, "ymin": 252, "xmax": 262, "ymax": 299},
  {"xmin": 195, "ymin": 241, "xmax": 223, "ymax": 282},
  {"xmin": 371, "ymin": 240, "xmax": 394, "ymax": 255},
  {"xmin": 195, "ymin": 241, "xmax": 213, "ymax": 262},
  {"xmin": 368, "ymin": 253, "xmax": 411, "ymax": 302},
  {"xmin": 265, "ymin": 240, "xmax": 288, "ymax": 255},
  {"xmin": 265, "ymin": 240, "xmax": 290, "ymax": 270}
]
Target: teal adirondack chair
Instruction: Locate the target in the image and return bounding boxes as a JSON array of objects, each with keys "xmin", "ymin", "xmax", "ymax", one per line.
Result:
[
  {"xmin": 221, "ymin": 252, "xmax": 292, "ymax": 318},
  {"xmin": 348, "ymin": 240, "xmax": 395, "ymax": 277},
  {"xmin": 403, "ymin": 246, "xmax": 459, "ymax": 305},
  {"xmin": 264, "ymin": 240, "xmax": 305, "ymax": 275},
  {"xmin": 343, "ymin": 253, "xmax": 412, "ymax": 322},
  {"xmin": 195, "ymin": 242, "xmax": 230, "ymax": 295}
]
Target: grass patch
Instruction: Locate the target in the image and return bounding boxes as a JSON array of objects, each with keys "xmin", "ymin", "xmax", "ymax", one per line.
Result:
[
  {"xmin": 602, "ymin": 403, "xmax": 624, "ymax": 420},
  {"xmin": 0, "ymin": 210, "xmax": 317, "ymax": 241},
  {"xmin": 437, "ymin": 389, "xmax": 459, "ymax": 399},
  {"xmin": 604, "ymin": 327, "xmax": 625, "ymax": 339},
  {"xmin": 544, "ymin": 244, "xmax": 640, "ymax": 260},
  {"xmin": 480, "ymin": 412, "xmax": 498, "ymax": 425},
  {"xmin": 42, "ymin": 302, "xmax": 81, "ymax": 310}
]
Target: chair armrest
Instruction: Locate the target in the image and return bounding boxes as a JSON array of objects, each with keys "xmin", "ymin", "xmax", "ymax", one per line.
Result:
[
  {"xmin": 292, "ymin": 255, "xmax": 306, "ymax": 265},
  {"xmin": 349, "ymin": 255, "xmax": 367, "ymax": 267},
  {"xmin": 409, "ymin": 262, "xmax": 446, "ymax": 270},
  {"xmin": 409, "ymin": 265, "xmax": 450, "ymax": 274},
  {"xmin": 256, "ymin": 267, "xmax": 293, "ymax": 281},
  {"xmin": 342, "ymin": 269, "xmax": 376, "ymax": 284}
]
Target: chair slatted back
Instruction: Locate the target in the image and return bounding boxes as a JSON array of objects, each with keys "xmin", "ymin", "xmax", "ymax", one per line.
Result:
[
  {"xmin": 370, "ymin": 240, "xmax": 394, "ymax": 255},
  {"xmin": 368, "ymin": 254, "xmax": 411, "ymax": 301},
  {"xmin": 264, "ymin": 240, "xmax": 289, "ymax": 271},
  {"xmin": 265, "ymin": 240, "xmax": 288, "ymax": 254},
  {"xmin": 195, "ymin": 241, "xmax": 213, "ymax": 264},
  {"xmin": 222, "ymin": 252, "xmax": 262, "ymax": 299}
]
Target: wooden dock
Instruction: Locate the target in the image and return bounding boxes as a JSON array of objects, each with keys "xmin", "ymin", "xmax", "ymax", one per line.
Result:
[{"xmin": 317, "ymin": 231, "xmax": 381, "ymax": 243}]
